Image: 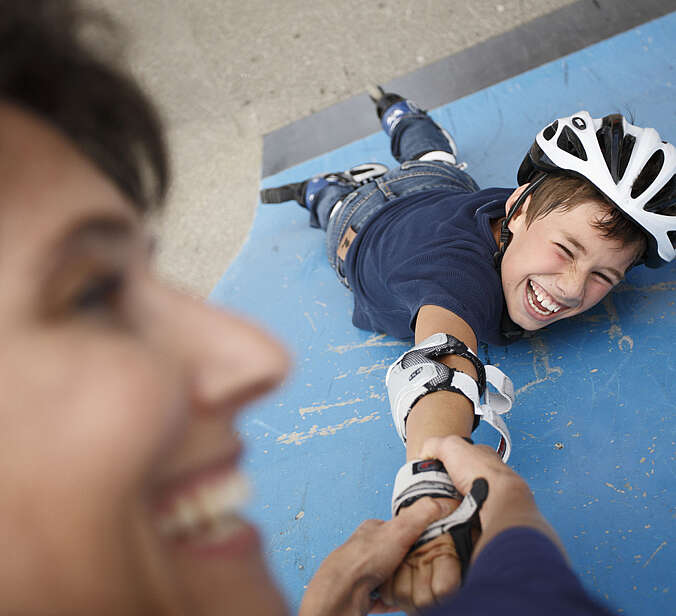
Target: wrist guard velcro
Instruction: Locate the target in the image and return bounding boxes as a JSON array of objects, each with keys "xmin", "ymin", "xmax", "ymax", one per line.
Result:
[{"xmin": 392, "ymin": 459, "xmax": 461, "ymax": 517}]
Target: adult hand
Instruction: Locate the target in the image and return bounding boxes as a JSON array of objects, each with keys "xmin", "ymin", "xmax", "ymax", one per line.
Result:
[
  {"xmin": 299, "ymin": 497, "xmax": 455, "ymax": 616},
  {"xmin": 379, "ymin": 521, "xmax": 463, "ymax": 615},
  {"xmin": 419, "ymin": 436, "xmax": 563, "ymax": 559},
  {"xmin": 380, "ymin": 436, "xmax": 564, "ymax": 614}
]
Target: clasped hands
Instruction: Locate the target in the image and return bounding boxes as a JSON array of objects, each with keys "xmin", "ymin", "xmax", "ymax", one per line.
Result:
[{"xmin": 300, "ymin": 436, "xmax": 520, "ymax": 616}]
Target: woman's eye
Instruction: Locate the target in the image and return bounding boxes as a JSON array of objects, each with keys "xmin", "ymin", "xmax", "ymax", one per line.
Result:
[{"xmin": 73, "ymin": 273, "xmax": 124, "ymax": 312}]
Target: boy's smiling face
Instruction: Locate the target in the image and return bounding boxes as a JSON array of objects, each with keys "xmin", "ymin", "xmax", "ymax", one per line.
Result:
[{"xmin": 499, "ymin": 186, "xmax": 644, "ymax": 331}]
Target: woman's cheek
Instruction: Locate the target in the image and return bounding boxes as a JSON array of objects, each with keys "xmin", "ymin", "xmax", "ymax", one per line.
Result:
[
  {"xmin": 74, "ymin": 341, "xmax": 187, "ymax": 476},
  {"xmin": 5, "ymin": 328, "xmax": 185, "ymax": 486}
]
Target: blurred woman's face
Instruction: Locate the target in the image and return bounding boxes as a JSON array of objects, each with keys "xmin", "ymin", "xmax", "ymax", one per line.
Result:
[{"xmin": 0, "ymin": 104, "xmax": 289, "ymax": 615}]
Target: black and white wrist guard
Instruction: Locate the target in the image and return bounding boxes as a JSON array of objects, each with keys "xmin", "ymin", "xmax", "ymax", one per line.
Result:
[
  {"xmin": 392, "ymin": 458, "xmax": 489, "ymax": 577},
  {"xmin": 392, "ymin": 459, "xmax": 462, "ymax": 516},
  {"xmin": 386, "ymin": 333, "xmax": 514, "ymax": 461}
]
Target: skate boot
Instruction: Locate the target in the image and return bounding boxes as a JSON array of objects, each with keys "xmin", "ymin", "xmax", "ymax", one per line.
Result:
[
  {"xmin": 367, "ymin": 85, "xmax": 426, "ymax": 137},
  {"xmin": 368, "ymin": 85, "xmax": 461, "ymax": 167},
  {"xmin": 260, "ymin": 164, "xmax": 388, "ymax": 208}
]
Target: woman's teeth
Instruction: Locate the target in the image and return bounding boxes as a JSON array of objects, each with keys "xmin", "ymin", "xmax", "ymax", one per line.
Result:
[
  {"xmin": 527, "ymin": 280, "xmax": 562, "ymax": 316},
  {"xmin": 157, "ymin": 471, "xmax": 251, "ymax": 539}
]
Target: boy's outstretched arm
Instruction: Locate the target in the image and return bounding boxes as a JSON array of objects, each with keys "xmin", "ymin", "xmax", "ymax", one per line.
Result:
[
  {"xmin": 385, "ymin": 304, "xmax": 481, "ymax": 613},
  {"xmin": 406, "ymin": 305, "xmax": 479, "ymax": 457}
]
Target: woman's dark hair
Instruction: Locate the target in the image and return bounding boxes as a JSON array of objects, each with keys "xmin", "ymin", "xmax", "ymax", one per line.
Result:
[{"xmin": 0, "ymin": 0, "xmax": 168, "ymax": 211}]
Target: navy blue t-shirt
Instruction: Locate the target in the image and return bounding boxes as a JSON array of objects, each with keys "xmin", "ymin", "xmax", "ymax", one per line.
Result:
[
  {"xmin": 344, "ymin": 187, "xmax": 512, "ymax": 346},
  {"xmin": 425, "ymin": 528, "xmax": 613, "ymax": 616}
]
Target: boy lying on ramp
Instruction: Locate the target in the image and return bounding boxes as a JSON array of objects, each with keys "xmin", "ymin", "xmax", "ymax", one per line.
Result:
[{"xmin": 262, "ymin": 89, "xmax": 676, "ymax": 611}]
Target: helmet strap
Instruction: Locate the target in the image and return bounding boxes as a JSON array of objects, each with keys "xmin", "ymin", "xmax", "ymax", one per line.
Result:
[{"xmin": 493, "ymin": 174, "xmax": 547, "ymax": 270}]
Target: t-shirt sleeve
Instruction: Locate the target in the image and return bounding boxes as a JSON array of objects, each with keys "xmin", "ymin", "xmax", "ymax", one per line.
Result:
[
  {"xmin": 424, "ymin": 528, "xmax": 614, "ymax": 616},
  {"xmin": 388, "ymin": 252, "xmax": 503, "ymax": 342}
]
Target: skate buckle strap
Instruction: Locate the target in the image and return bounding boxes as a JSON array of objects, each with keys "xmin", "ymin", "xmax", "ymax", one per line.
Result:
[
  {"xmin": 380, "ymin": 99, "xmax": 423, "ymax": 135},
  {"xmin": 391, "ymin": 459, "xmax": 489, "ymax": 579},
  {"xmin": 386, "ymin": 333, "xmax": 515, "ymax": 461}
]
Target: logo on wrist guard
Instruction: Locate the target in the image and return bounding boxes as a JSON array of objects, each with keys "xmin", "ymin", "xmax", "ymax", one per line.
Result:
[{"xmin": 412, "ymin": 459, "xmax": 444, "ymax": 474}]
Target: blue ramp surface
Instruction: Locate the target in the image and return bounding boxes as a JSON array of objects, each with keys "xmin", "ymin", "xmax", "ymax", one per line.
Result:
[{"xmin": 211, "ymin": 13, "xmax": 676, "ymax": 616}]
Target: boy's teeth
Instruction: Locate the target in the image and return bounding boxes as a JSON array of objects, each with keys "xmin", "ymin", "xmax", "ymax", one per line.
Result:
[
  {"xmin": 528, "ymin": 281, "xmax": 562, "ymax": 315},
  {"xmin": 157, "ymin": 471, "xmax": 251, "ymax": 538},
  {"xmin": 528, "ymin": 288, "xmax": 551, "ymax": 315}
]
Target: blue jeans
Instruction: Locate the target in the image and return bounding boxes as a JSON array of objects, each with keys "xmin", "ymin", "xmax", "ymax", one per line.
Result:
[{"xmin": 312, "ymin": 111, "xmax": 481, "ymax": 286}]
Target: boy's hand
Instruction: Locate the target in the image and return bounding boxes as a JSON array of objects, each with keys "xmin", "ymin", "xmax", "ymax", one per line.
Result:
[
  {"xmin": 379, "ymin": 496, "xmax": 469, "ymax": 614},
  {"xmin": 299, "ymin": 497, "xmax": 454, "ymax": 616},
  {"xmin": 380, "ymin": 522, "xmax": 462, "ymax": 615}
]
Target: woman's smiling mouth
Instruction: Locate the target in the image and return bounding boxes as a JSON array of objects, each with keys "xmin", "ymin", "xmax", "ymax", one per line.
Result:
[{"xmin": 154, "ymin": 454, "xmax": 261, "ymax": 556}]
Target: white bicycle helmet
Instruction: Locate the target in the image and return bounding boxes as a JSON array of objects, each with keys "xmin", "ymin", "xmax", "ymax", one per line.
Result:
[{"xmin": 517, "ymin": 111, "xmax": 676, "ymax": 267}]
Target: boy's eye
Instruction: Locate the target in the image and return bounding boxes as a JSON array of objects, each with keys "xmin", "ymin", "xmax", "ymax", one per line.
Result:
[
  {"xmin": 555, "ymin": 243, "xmax": 574, "ymax": 258},
  {"xmin": 73, "ymin": 273, "xmax": 125, "ymax": 312},
  {"xmin": 593, "ymin": 271, "xmax": 614, "ymax": 285}
]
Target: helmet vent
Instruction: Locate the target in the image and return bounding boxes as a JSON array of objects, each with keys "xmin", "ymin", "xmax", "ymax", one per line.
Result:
[
  {"xmin": 668, "ymin": 230, "xmax": 676, "ymax": 249},
  {"xmin": 557, "ymin": 126, "xmax": 587, "ymax": 161},
  {"xmin": 542, "ymin": 120, "xmax": 558, "ymax": 141},
  {"xmin": 644, "ymin": 174, "xmax": 676, "ymax": 213},
  {"xmin": 596, "ymin": 114, "xmax": 625, "ymax": 182},
  {"xmin": 616, "ymin": 134, "xmax": 636, "ymax": 182},
  {"xmin": 631, "ymin": 150, "xmax": 665, "ymax": 199}
]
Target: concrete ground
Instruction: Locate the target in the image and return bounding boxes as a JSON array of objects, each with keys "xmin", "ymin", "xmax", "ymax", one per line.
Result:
[{"xmin": 94, "ymin": 0, "xmax": 576, "ymax": 296}]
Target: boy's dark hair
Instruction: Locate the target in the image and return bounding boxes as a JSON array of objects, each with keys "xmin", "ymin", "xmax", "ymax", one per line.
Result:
[
  {"xmin": 0, "ymin": 0, "xmax": 168, "ymax": 212},
  {"xmin": 525, "ymin": 174, "xmax": 647, "ymax": 254}
]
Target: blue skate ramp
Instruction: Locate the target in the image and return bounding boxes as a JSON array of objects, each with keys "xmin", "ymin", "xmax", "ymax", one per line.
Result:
[{"xmin": 210, "ymin": 12, "xmax": 676, "ymax": 616}]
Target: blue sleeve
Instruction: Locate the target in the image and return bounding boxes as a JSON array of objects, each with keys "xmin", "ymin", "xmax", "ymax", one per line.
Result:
[
  {"xmin": 389, "ymin": 256, "xmax": 503, "ymax": 343},
  {"xmin": 424, "ymin": 528, "xmax": 614, "ymax": 616}
]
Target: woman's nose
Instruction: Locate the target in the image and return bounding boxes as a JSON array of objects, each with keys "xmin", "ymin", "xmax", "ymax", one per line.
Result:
[{"xmin": 146, "ymin": 279, "xmax": 290, "ymax": 416}]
